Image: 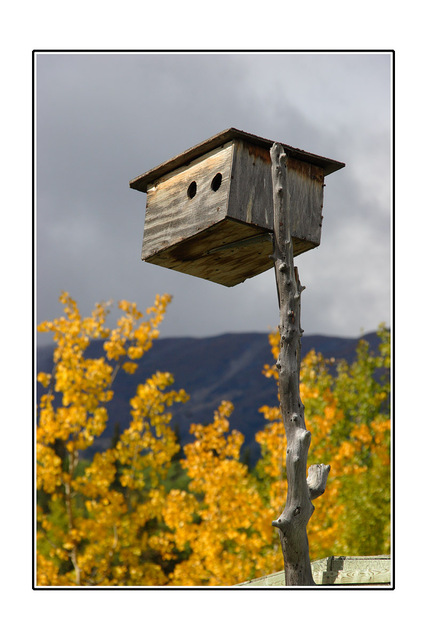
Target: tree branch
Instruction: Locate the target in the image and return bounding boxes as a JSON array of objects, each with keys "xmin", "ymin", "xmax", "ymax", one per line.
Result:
[
  {"xmin": 270, "ymin": 142, "xmax": 330, "ymax": 586},
  {"xmin": 307, "ymin": 463, "xmax": 331, "ymax": 501}
]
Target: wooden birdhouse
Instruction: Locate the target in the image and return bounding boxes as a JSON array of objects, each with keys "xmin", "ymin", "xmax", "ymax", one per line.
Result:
[{"xmin": 130, "ymin": 128, "xmax": 344, "ymax": 287}]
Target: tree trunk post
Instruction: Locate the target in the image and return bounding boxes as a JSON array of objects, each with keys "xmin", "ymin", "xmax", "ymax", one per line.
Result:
[{"xmin": 270, "ymin": 142, "xmax": 331, "ymax": 586}]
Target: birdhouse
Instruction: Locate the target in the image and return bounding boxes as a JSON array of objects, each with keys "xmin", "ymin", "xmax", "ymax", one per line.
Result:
[{"xmin": 130, "ymin": 128, "xmax": 344, "ymax": 287}]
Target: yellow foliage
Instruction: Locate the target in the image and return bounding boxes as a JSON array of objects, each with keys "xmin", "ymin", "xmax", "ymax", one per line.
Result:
[
  {"xmin": 37, "ymin": 295, "xmax": 390, "ymax": 585},
  {"xmin": 254, "ymin": 330, "xmax": 390, "ymax": 561},
  {"xmin": 161, "ymin": 401, "xmax": 282, "ymax": 585},
  {"xmin": 36, "ymin": 292, "xmax": 188, "ymax": 586}
]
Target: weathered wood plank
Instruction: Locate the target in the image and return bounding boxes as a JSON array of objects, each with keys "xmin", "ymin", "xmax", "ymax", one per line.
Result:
[
  {"xmin": 145, "ymin": 218, "xmax": 272, "ymax": 287},
  {"xmin": 228, "ymin": 139, "xmax": 273, "ymax": 230},
  {"xmin": 285, "ymin": 157, "xmax": 324, "ymax": 247},
  {"xmin": 229, "ymin": 140, "xmax": 324, "ymax": 249},
  {"xmin": 142, "ymin": 143, "xmax": 234, "ymax": 260},
  {"xmin": 237, "ymin": 556, "xmax": 391, "ymax": 586},
  {"xmin": 312, "ymin": 555, "xmax": 392, "ymax": 585},
  {"xmin": 141, "ymin": 139, "xmax": 324, "ymax": 284},
  {"xmin": 130, "ymin": 127, "xmax": 345, "ymax": 193},
  {"xmin": 133, "ymin": 130, "xmax": 343, "ymax": 286}
]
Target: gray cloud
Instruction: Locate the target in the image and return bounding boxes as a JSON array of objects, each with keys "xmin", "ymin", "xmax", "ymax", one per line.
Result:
[{"xmin": 36, "ymin": 51, "xmax": 391, "ymax": 343}]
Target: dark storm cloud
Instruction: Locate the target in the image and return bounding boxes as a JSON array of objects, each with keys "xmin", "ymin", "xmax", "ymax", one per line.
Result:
[{"xmin": 36, "ymin": 52, "xmax": 391, "ymax": 343}]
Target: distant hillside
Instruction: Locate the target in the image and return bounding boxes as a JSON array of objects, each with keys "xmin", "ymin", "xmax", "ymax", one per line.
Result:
[{"xmin": 36, "ymin": 331, "xmax": 382, "ymax": 464}]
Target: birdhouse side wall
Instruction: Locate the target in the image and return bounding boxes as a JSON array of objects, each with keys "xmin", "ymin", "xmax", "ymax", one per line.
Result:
[
  {"xmin": 227, "ymin": 140, "xmax": 273, "ymax": 231},
  {"xmin": 286, "ymin": 157, "xmax": 324, "ymax": 247},
  {"xmin": 228, "ymin": 140, "xmax": 325, "ymax": 251},
  {"xmin": 141, "ymin": 143, "xmax": 234, "ymax": 260}
]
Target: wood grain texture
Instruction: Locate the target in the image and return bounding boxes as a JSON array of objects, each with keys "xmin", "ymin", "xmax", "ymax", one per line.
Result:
[
  {"xmin": 238, "ymin": 556, "xmax": 391, "ymax": 586},
  {"xmin": 129, "ymin": 127, "xmax": 345, "ymax": 192},
  {"xmin": 286, "ymin": 156, "xmax": 324, "ymax": 247},
  {"xmin": 228, "ymin": 141, "xmax": 325, "ymax": 248},
  {"xmin": 145, "ymin": 218, "xmax": 273, "ymax": 287},
  {"xmin": 227, "ymin": 140, "xmax": 273, "ymax": 229},
  {"xmin": 270, "ymin": 143, "xmax": 330, "ymax": 586},
  {"xmin": 139, "ymin": 137, "xmax": 327, "ymax": 286},
  {"xmin": 142, "ymin": 143, "xmax": 234, "ymax": 260}
]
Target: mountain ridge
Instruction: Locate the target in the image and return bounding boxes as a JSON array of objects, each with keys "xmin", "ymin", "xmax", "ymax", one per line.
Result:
[{"xmin": 36, "ymin": 330, "xmax": 382, "ymax": 462}]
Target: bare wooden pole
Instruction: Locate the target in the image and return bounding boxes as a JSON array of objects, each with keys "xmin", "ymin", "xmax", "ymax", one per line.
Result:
[{"xmin": 270, "ymin": 142, "xmax": 330, "ymax": 586}]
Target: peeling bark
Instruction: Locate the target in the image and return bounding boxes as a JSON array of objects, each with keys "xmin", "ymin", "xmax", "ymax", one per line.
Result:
[{"xmin": 270, "ymin": 143, "xmax": 330, "ymax": 586}]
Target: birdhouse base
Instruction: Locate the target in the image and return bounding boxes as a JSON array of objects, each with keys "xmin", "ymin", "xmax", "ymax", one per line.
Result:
[
  {"xmin": 144, "ymin": 218, "xmax": 270, "ymax": 286},
  {"xmin": 144, "ymin": 217, "xmax": 317, "ymax": 287}
]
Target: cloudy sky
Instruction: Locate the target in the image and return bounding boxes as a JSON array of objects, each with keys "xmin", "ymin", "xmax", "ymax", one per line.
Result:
[{"xmin": 35, "ymin": 51, "xmax": 391, "ymax": 344}]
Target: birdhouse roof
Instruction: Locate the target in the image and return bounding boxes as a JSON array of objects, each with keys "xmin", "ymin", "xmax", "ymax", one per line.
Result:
[{"xmin": 129, "ymin": 127, "xmax": 345, "ymax": 193}]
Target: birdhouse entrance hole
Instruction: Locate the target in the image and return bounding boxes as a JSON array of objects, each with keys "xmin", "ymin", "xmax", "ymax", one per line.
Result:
[
  {"xmin": 211, "ymin": 173, "xmax": 222, "ymax": 192},
  {"xmin": 187, "ymin": 181, "xmax": 197, "ymax": 199}
]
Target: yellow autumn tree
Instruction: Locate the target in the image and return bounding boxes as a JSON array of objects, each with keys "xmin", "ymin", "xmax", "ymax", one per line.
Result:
[
  {"xmin": 255, "ymin": 325, "xmax": 391, "ymax": 561},
  {"xmin": 158, "ymin": 401, "xmax": 277, "ymax": 586},
  {"xmin": 36, "ymin": 292, "xmax": 188, "ymax": 586},
  {"xmin": 37, "ymin": 292, "xmax": 390, "ymax": 586}
]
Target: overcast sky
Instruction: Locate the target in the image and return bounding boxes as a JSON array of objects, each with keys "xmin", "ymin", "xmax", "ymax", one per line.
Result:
[{"xmin": 35, "ymin": 51, "xmax": 391, "ymax": 344}]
